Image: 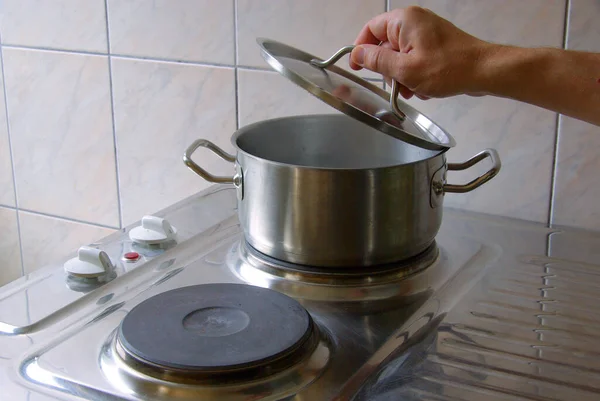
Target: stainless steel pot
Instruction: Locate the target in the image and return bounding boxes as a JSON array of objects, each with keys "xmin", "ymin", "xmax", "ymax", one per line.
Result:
[{"xmin": 184, "ymin": 114, "xmax": 500, "ymax": 267}]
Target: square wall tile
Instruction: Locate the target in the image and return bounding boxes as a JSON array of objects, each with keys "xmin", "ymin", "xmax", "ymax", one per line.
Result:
[
  {"xmin": 390, "ymin": 0, "xmax": 566, "ymax": 47},
  {"xmin": 553, "ymin": 118, "xmax": 600, "ymax": 232},
  {"xmin": 552, "ymin": 0, "xmax": 600, "ymax": 231},
  {"xmin": 107, "ymin": 0, "xmax": 234, "ymax": 64},
  {"xmin": 0, "ymin": 68, "xmax": 14, "ymax": 206},
  {"xmin": 0, "ymin": 207, "xmax": 21, "ymax": 286},
  {"xmin": 0, "ymin": 0, "xmax": 107, "ymax": 52},
  {"xmin": 237, "ymin": 0, "xmax": 384, "ymax": 78},
  {"xmin": 0, "ymin": 129, "xmax": 13, "ymax": 207},
  {"xmin": 111, "ymin": 58, "xmax": 236, "ymax": 225},
  {"xmin": 238, "ymin": 69, "xmax": 341, "ymax": 126},
  {"xmin": 3, "ymin": 48, "xmax": 119, "ymax": 227},
  {"xmin": 566, "ymin": 0, "xmax": 600, "ymax": 52},
  {"xmin": 19, "ymin": 211, "xmax": 115, "ymax": 274}
]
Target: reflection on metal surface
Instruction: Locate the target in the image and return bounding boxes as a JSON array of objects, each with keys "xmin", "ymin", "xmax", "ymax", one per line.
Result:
[
  {"xmin": 96, "ymin": 293, "xmax": 114, "ymax": 305},
  {"xmin": 229, "ymin": 239, "xmax": 441, "ymax": 306},
  {"xmin": 65, "ymin": 271, "xmax": 117, "ymax": 293},
  {"xmin": 337, "ymin": 241, "xmax": 501, "ymax": 399},
  {"xmin": 151, "ymin": 266, "xmax": 185, "ymax": 287},
  {"xmin": 349, "ymin": 243, "xmax": 600, "ymax": 401},
  {"xmin": 100, "ymin": 328, "xmax": 331, "ymax": 400},
  {"xmin": 234, "ymin": 239, "xmax": 438, "ymax": 283}
]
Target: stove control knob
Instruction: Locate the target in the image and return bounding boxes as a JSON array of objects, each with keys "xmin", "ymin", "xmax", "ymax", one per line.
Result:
[
  {"xmin": 64, "ymin": 246, "xmax": 114, "ymax": 278},
  {"xmin": 129, "ymin": 215, "xmax": 177, "ymax": 246}
]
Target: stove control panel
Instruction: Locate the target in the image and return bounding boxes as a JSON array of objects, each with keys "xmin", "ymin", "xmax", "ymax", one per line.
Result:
[{"xmin": 0, "ymin": 186, "xmax": 238, "ymax": 336}]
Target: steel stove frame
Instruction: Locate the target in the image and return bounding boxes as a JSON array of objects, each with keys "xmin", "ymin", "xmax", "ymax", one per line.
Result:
[{"xmin": 2, "ymin": 185, "xmax": 600, "ymax": 400}]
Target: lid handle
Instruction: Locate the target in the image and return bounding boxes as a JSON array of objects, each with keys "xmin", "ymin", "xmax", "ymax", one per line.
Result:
[
  {"xmin": 310, "ymin": 45, "xmax": 407, "ymax": 122},
  {"xmin": 310, "ymin": 45, "xmax": 356, "ymax": 68}
]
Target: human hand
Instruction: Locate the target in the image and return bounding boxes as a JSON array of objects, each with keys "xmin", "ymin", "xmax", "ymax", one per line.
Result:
[{"xmin": 350, "ymin": 6, "xmax": 494, "ymax": 100}]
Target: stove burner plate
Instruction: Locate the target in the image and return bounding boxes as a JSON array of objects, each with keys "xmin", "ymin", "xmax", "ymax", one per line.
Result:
[
  {"xmin": 117, "ymin": 283, "xmax": 315, "ymax": 374},
  {"xmin": 229, "ymin": 240, "xmax": 441, "ymax": 309},
  {"xmin": 239, "ymin": 239, "xmax": 439, "ymax": 281}
]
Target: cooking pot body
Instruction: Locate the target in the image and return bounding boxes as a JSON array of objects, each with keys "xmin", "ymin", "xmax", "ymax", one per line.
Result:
[
  {"xmin": 236, "ymin": 147, "xmax": 445, "ymax": 267},
  {"xmin": 184, "ymin": 114, "xmax": 500, "ymax": 267}
]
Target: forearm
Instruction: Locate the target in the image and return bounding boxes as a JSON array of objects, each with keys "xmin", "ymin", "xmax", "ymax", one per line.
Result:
[{"xmin": 477, "ymin": 45, "xmax": 600, "ymax": 125}]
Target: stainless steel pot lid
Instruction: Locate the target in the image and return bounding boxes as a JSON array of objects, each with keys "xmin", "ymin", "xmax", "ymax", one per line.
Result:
[{"xmin": 257, "ymin": 38, "xmax": 456, "ymax": 151}]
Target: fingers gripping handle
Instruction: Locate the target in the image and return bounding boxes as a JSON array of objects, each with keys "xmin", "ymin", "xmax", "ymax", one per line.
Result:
[{"xmin": 183, "ymin": 139, "xmax": 238, "ymax": 184}]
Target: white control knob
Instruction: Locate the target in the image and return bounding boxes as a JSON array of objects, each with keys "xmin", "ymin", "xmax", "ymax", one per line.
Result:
[
  {"xmin": 64, "ymin": 246, "xmax": 114, "ymax": 278},
  {"xmin": 129, "ymin": 215, "xmax": 177, "ymax": 245}
]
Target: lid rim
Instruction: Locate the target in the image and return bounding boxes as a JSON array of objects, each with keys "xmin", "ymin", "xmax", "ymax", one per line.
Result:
[{"xmin": 256, "ymin": 38, "xmax": 456, "ymax": 151}]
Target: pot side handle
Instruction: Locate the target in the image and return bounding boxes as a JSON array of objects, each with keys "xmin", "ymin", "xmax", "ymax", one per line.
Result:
[
  {"xmin": 183, "ymin": 139, "xmax": 238, "ymax": 184},
  {"xmin": 444, "ymin": 149, "xmax": 501, "ymax": 193}
]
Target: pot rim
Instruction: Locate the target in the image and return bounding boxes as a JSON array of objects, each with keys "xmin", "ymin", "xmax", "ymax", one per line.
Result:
[{"xmin": 230, "ymin": 114, "xmax": 447, "ymax": 172}]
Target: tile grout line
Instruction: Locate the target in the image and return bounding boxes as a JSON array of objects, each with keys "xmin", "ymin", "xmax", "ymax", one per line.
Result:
[
  {"xmin": 547, "ymin": 0, "xmax": 571, "ymax": 230},
  {"xmin": 1, "ymin": 43, "xmax": 106, "ymax": 56},
  {"xmin": 18, "ymin": 208, "xmax": 120, "ymax": 230},
  {"xmin": 2, "ymin": 203, "xmax": 119, "ymax": 232},
  {"xmin": 0, "ymin": 43, "xmax": 386, "ymax": 83},
  {"xmin": 110, "ymin": 53, "xmax": 235, "ymax": 68},
  {"xmin": 543, "ymin": 0, "xmax": 571, "ymax": 336},
  {"xmin": 1, "ymin": 43, "xmax": 235, "ymax": 68},
  {"xmin": 0, "ymin": 40, "xmax": 25, "ymax": 276},
  {"xmin": 548, "ymin": 113, "xmax": 562, "ymax": 229},
  {"xmin": 234, "ymin": 0, "xmax": 240, "ymax": 130},
  {"xmin": 104, "ymin": 0, "xmax": 124, "ymax": 229}
]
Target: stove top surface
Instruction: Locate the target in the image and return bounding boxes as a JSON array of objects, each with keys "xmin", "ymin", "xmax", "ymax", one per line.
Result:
[{"xmin": 2, "ymin": 185, "xmax": 600, "ymax": 401}]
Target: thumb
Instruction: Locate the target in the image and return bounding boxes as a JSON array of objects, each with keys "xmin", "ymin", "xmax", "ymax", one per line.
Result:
[{"xmin": 350, "ymin": 45, "xmax": 405, "ymax": 80}]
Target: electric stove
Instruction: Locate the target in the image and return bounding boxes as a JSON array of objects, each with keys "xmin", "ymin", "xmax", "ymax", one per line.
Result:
[{"xmin": 2, "ymin": 185, "xmax": 600, "ymax": 400}]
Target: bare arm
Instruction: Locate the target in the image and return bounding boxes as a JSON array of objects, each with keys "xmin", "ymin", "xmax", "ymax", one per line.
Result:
[
  {"xmin": 479, "ymin": 45, "xmax": 600, "ymax": 125},
  {"xmin": 349, "ymin": 7, "xmax": 600, "ymax": 126}
]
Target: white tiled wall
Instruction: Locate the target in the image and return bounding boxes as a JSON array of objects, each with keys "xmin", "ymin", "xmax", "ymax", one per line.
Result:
[
  {"xmin": 18, "ymin": 211, "xmax": 115, "ymax": 274},
  {"xmin": 0, "ymin": 0, "xmax": 597, "ymax": 286},
  {"xmin": 552, "ymin": 0, "xmax": 600, "ymax": 231},
  {"xmin": 107, "ymin": 0, "xmax": 235, "ymax": 64},
  {"xmin": 237, "ymin": 70, "xmax": 338, "ymax": 126},
  {"xmin": 3, "ymin": 48, "xmax": 119, "ymax": 226},
  {"xmin": 236, "ymin": 0, "xmax": 381, "ymax": 78},
  {"xmin": 0, "ymin": 0, "xmax": 108, "ymax": 52},
  {"xmin": 111, "ymin": 58, "xmax": 236, "ymax": 224}
]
